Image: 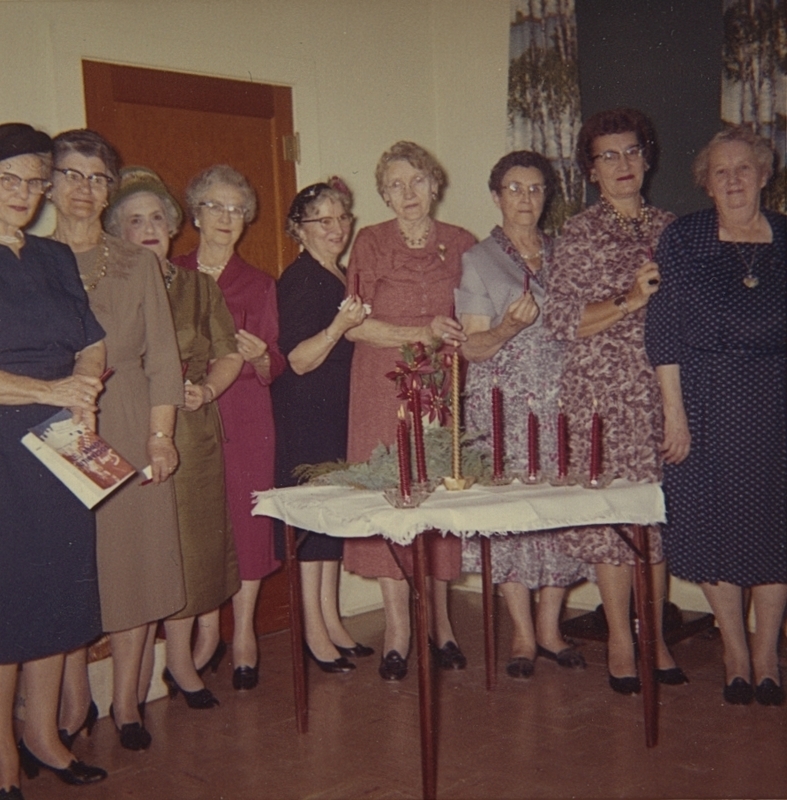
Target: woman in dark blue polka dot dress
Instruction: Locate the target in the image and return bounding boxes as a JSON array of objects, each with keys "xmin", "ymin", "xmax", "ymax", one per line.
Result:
[{"xmin": 646, "ymin": 126, "xmax": 786, "ymax": 707}]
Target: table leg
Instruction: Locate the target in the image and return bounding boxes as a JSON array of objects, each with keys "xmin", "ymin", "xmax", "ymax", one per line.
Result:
[
  {"xmin": 285, "ymin": 523, "xmax": 308, "ymax": 734},
  {"xmin": 631, "ymin": 524, "xmax": 657, "ymax": 747},
  {"xmin": 412, "ymin": 531, "xmax": 436, "ymax": 800},
  {"xmin": 480, "ymin": 536, "xmax": 496, "ymax": 690}
]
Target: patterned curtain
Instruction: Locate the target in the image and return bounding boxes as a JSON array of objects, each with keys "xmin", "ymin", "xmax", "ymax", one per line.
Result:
[
  {"xmin": 507, "ymin": 0, "xmax": 584, "ymax": 232},
  {"xmin": 721, "ymin": 0, "xmax": 787, "ymax": 212}
]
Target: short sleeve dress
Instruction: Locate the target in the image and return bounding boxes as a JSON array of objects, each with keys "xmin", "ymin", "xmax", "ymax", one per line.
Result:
[
  {"xmin": 78, "ymin": 235, "xmax": 186, "ymax": 631},
  {"xmin": 173, "ymin": 251, "xmax": 286, "ymax": 581},
  {"xmin": 0, "ymin": 236, "xmax": 105, "ymax": 663},
  {"xmin": 165, "ymin": 263, "xmax": 241, "ymax": 618},
  {"xmin": 645, "ymin": 208, "xmax": 786, "ymax": 586},
  {"xmin": 272, "ymin": 250, "xmax": 354, "ymax": 562},
  {"xmin": 343, "ymin": 219, "xmax": 476, "ymax": 580},
  {"xmin": 543, "ymin": 202, "xmax": 674, "ymax": 566},
  {"xmin": 456, "ymin": 229, "xmax": 594, "ymax": 588}
]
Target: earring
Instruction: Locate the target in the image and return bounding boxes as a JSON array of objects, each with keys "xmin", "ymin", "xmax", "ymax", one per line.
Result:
[{"xmin": 195, "ymin": 219, "xmax": 201, "ymax": 229}]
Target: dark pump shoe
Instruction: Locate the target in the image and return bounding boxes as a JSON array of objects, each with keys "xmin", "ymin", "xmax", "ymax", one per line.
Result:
[
  {"xmin": 197, "ymin": 640, "xmax": 227, "ymax": 677},
  {"xmin": 163, "ymin": 668, "xmax": 220, "ymax": 708},
  {"xmin": 608, "ymin": 674, "xmax": 641, "ymax": 695},
  {"xmin": 0, "ymin": 787, "xmax": 24, "ymax": 800},
  {"xmin": 537, "ymin": 643, "xmax": 586, "ymax": 669},
  {"xmin": 109, "ymin": 705, "xmax": 152, "ymax": 751},
  {"xmin": 506, "ymin": 657, "xmax": 535, "ymax": 679},
  {"xmin": 232, "ymin": 663, "xmax": 260, "ymax": 691},
  {"xmin": 754, "ymin": 678, "xmax": 785, "ymax": 706},
  {"xmin": 723, "ymin": 677, "xmax": 754, "ymax": 705},
  {"xmin": 58, "ymin": 699, "xmax": 98, "ymax": 749},
  {"xmin": 336, "ymin": 642, "xmax": 375, "ymax": 658},
  {"xmin": 654, "ymin": 666, "xmax": 689, "ymax": 685},
  {"xmin": 306, "ymin": 645, "xmax": 355, "ymax": 673},
  {"xmin": 379, "ymin": 650, "xmax": 408, "ymax": 681},
  {"xmin": 17, "ymin": 739, "xmax": 107, "ymax": 785},
  {"xmin": 429, "ymin": 640, "xmax": 467, "ymax": 670}
]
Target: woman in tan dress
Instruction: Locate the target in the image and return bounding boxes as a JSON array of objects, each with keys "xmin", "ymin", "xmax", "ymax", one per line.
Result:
[
  {"xmin": 344, "ymin": 142, "xmax": 474, "ymax": 681},
  {"xmin": 51, "ymin": 131, "xmax": 185, "ymax": 750},
  {"xmin": 106, "ymin": 167, "xmax": 242, "ymax": 708}
]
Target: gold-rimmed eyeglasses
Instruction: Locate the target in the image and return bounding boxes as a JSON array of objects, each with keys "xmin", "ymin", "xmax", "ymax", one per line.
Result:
[
  {"xmin": 501, "ymin": 182, "xmax": 546, "ymax": 197},
  {"xmin": 198, "ymin": 201, "xmax": 247, "ymax": 220},
  {"xmin": 0, "ymin": 172, "xmax": 52, "ymax": 196},
  {"xmin": 592, "ymin": 145, "xmax": 644, "ymax": 164}
]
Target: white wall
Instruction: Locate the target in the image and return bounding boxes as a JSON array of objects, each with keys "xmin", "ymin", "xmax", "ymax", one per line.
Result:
[{"xmin": 2, "ymin": 0, "xmax": 708, "ymax": 617}]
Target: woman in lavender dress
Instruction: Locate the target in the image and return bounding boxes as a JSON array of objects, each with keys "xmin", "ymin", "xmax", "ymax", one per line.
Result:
[{"xmin": 458, "ymin": 151, "xmax": 592, "ymax": 679}]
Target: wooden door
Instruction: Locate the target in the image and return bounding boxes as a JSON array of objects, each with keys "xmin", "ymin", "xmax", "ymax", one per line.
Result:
[{"xmin": 83, "ymin": 60, "xmax": 296, "ymax": 635}]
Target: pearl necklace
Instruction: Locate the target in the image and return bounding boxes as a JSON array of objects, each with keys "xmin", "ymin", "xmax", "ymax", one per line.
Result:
[
  {"xmin": 197, "ymin": 258, "xmax": 227, "ymax": 276},
  {"xmin": 0, "ymin": 229, "xmax": 24, "ymax": 246},
  {"xmin": 600, "ymin": 196, "xmax": 653, "ymax": 240},
  {"xmin": 79, "ymin": 234, "xmax": 110, "ymax": 291},
  {"xmin": 399, "ymin": 219, "xmax": 432, "ymax": 248}
]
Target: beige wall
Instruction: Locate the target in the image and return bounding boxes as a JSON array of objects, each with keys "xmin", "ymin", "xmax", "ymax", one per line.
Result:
[{"xmin": 2, "ymin": 0, "xmax": 708, "ymax": 617}]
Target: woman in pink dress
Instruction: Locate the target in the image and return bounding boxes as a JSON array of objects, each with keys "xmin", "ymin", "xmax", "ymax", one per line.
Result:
[
  {"xmin": 174, "ymin": 165, "xmax": 285, "ymax": 690},
  {"xmin": 344, "ymin": 142, "xmax": 475, "ymax": 681}
]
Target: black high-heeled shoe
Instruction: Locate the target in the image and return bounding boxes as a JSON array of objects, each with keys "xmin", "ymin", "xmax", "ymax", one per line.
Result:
[
  {"xmin": 0, "ymin": 786, "xmax": 24, "ymax": 800},
  {"xmin": 232, "ymin": 663, "xmax": 260, "ymax": 690},
  {"xmin": 17, "ymin": 739, "xmax": 107, "ymax": 785},
  {"xmin": 163, "ymin": 667, "xmax": 220, "ymax": 708},
  {"xmin": 197, "ymin": 640, "xmax": 227, "ymax": 677},
  {"xmin": 109, "ymin": 704, "xmax": 152, "ymax": 751},
  {"xmin": 58, "ymin": 699, "xmax": 98, "ymax": 749},
  {"xmin": 305, "ymin": 645, "xmax": 355, "ymax": 674},
  {"xmin": 608, "ymin": 674, "xmax": 641, "ymax": 695},
  {"xmin": 335, "ymin": 642, "xmax": 375, "ymax": 658},
  {"xmin": 724, "ymin": 676, "xmax": 754, "ymax": 705}
]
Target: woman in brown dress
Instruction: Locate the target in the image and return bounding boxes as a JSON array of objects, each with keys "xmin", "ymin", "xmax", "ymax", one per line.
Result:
[
  {"xmin": 344, "ymin": 142, "xmax": 474, "ymax": 681},
  {"xmin": 51, "ymin": 130, "xmax": 185, "ymax": 750},
  {"xmin": 543, "ymin": 108, "xmax": 684, "ymax": 695},
  {"xmin": 105, "ymin": 167, "xmax": 242, "ymax": 707}
]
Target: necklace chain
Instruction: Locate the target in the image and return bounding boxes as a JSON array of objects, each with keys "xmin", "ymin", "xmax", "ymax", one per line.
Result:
[
  {"xmin": 79, "ymin": 233, "xmax": 110, "ymax": 291},
  {"xmin": 399, "ymin": 219, "xmax": 432, "ymax": 248},
  {"xmin": 600, "ymin": 196, "xmax": 653, "ymax": 241},
  {"xmin": 731, "ymin": 241, "xmax": 761, "ymax": 289}
]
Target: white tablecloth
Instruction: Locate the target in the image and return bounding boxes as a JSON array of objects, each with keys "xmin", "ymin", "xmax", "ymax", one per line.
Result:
[{"xmin": 252, "ymin": 479, "xmax": 665, "ymax": 546}]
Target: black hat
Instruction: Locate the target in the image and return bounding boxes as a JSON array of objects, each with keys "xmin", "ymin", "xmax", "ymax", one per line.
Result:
[{"xmin": 0, "ymin": 123, "xmax": 53, "ymax": 163}]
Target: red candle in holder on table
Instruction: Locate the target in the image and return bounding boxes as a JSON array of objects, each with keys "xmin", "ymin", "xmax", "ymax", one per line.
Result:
[
  {"xmin": 492, "ymin": 383, "xmax": 504, "ymax": 479},
  {"xmin": 557, "ymin": 400, "xmax": 568, "ymax": 478},
  {"xmin": 451, "ymin": 353, "xmax": 462, "ymax": 479},
  {"xmin": 527, "ymin": 397, "xmax": 539, "ymax": 479},
  {"xmin": 411, "ymin": 389, "xmax": 428, "ymax": 484},
  {"xmin": 589, "ymin": 400, "xmax": 602, "ymax": 482},
  {"xmin": 396, "ymin": 407, "xmax": 412, "ymax": 500}
]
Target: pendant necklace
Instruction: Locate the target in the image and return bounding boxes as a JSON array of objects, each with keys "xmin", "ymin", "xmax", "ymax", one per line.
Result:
[
  {"xmin": 732, "ymin": 242, "xmax": 760, "ymax": 289},
  {"xmin": 80, "ymin": 234, "xmax": 110, "ymax": 291}
]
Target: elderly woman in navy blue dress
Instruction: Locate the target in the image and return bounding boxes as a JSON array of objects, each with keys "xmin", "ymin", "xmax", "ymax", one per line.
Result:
[
  {"xmin": 0, "ymin": 124, "xmax": 107, "ymax": 799},
  {"xmin": 646, "ymin": 126, "xmax": 786, "ymax": 706}
]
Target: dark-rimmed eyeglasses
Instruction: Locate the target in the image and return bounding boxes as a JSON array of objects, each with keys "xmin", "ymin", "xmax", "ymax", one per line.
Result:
[
  {"xmin": 300, "ymin": 214, "xmax": 354, "ymax": 230},
  {"xmin": 54, "ymin": 167, "xmax": 114, "ymax": 189},
  {"xmin": 0, "ymin": 172, "xmax": 51, "ymax": 195}
]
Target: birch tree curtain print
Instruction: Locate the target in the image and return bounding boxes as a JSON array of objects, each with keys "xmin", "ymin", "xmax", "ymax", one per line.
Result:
[
  {"xmin": 507, "ymin": 0, "xmax": 584, "ymax": 231},
  {"xmin": 722, "ymin": 0, "xmax": 787, "ymax": 211}
]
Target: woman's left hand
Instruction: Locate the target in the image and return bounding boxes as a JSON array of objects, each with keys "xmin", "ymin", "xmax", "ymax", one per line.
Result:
[
  {"xmin": 183, "ymin": 382, "xmax": 213, "ymax": 412},
  {"xmin": 236, "ymin": 329, "xmax": 268, "ymax": 364},
  {"xmin": 147, "ymin": 435, "xmax": 179, "ymax": 483}
]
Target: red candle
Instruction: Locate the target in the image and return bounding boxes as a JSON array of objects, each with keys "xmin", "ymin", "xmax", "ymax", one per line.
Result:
[
  {"xmin": 411, "ymin": 390, "xmax": 428, "ymax": 483},
  {"xmin": 354, "ymin": 273, "xmax": 360, "ymax": 297},
  {"xmin": 523, "ymin": 271, "xmax": 530, "ymax": 293},
  {"xmin": 527, "ymin": 400, "xmax": 539, "ymax": 479},
  {"xmin": 557, "ymin": 401, "xmax": 568, "ymax": 478},
  {"xmin": 240, "ymin": 310, "xmax": 247, "ymax": 330},
  {"xmin": 492, "ymin": 384, "xmax": 504, "ymax": 479},
  {"xmin": 396, "ymin": 408, "xmax": 412, "ymax": 499},
  {"xmin": 590, "ymin": 401, "xmax": 602, "ymax": 482}
]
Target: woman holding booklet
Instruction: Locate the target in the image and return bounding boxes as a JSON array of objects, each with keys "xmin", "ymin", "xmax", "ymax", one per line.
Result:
[{"xmin": 0, "ymin": 123, "xmax": 107, "ymax": 799}]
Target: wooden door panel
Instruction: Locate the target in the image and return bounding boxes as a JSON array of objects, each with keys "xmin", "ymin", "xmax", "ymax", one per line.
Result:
[{"xmin": 83, "ymin": 61, "xmax": 297, "ymax": 637}]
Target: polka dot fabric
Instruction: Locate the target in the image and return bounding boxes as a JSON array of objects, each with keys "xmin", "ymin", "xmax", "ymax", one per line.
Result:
[{"xmin": 645, "ymin": 208, "xmax": 787, "ymax": 586}]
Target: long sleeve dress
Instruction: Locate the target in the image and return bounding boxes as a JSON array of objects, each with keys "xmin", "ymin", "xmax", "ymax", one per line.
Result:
[
  {"xmin": 165, "ymin": 263, "xmax": 241, "ymax": 618},
  {"xmin": 456, "ymin": 229, "xmax": 593, "ymax": 588},
  {"xmin": 543, "ymin": 202, "xmax": 674, "ymax": 566},
  {"xmin": 173, "ymin": 250, "xmax": 285, "ymax": 581},
  {"xmin": 0, "ymin": 236, "xmax": 105, "ymax": 663},
  {"xmin": 77, "ymin": 234, "xmax": 186, "ymax": 632},
  {"xmin": 645, "ymin": 208, "xmax": 786, "ymax": 586},
  {"xmin": 343, "ymin": 219, "xmax": 475, "ymax": 580},
  {"xmin": 272, "ymin": 250, "xmax": 353, "ymax": 561}
]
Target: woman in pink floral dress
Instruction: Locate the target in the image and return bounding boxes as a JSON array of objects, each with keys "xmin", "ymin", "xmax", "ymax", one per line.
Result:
[{"xmin": 543, "ymin": 108, "xmax": 685, "ymax": 695}]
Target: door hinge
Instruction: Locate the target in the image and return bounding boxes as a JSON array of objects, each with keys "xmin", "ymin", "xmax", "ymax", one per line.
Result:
[{"xmin": 283, "ymin": 133, "xmax": 300, "ymax": 163}]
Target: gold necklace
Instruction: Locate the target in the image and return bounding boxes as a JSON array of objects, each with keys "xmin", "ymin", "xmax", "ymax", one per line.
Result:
[
  {"xmin": 601, "ymin": 196, "xmax": 653, "ymax": 240},
  {"xmin": 399, "ymin": 219, "xmax": 432, "ymax": 248},
  {"xmin": 80, "ymin": 234, "xmax": 110, "ymax": 291},
  {"xmin": 732, "ymin": 242, "xmax": 761, "ymax": 289}
]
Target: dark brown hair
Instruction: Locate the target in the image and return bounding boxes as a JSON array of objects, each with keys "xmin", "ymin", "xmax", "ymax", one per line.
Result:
[{"xmin": 576, "ymin": 108, "xmax": 657, "ymax": 180}]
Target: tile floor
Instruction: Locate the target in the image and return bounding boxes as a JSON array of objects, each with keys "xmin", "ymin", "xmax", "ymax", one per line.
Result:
[{"xmin": 18, "ymin": 592, "xmax": 787, "ymax": 799}]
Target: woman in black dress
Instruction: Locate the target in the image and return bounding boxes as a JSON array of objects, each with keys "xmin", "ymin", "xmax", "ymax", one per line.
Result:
[
  {"xmin": 646, "ymin": 126, "xmax": 786, "ymax": 706},
  {"xmin": 0, "ymin": 124, "xmax": 106, "ymax": 798},
  {"xmin": 272, "ymin": 180, "xmax": 370, "ymax": 672}
]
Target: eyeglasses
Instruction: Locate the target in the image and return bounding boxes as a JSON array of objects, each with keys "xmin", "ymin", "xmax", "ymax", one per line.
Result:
[
  {"xmin": 300, "ymin": 213, "xmax": 354, "ymax": 230},
  {"xmin": 592, "ymin": 145, "xmax": 644, "ymax": 164},
  {"xmin": 198, "ymin": 201, "xmax": 247, "ymax": 219},
  {"xmin": 385, "ymin": 175, "xmax": 430, "ymax": 196},
  {"xmin": 501, "ymin": 182, "xmax": 546, "ymax": 197},
  {"xmin": 0, "ymin": 172, "xmax": 51, "ymax": 195},
  {"xmin": 54, "ymin": 168, "xmax": 114, "ymax": 190}
]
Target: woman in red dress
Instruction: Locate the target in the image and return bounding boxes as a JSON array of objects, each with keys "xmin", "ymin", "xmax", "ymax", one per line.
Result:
[{"xmin": 174, "ymin": 165, "xmax": 285, "ymax": 690}]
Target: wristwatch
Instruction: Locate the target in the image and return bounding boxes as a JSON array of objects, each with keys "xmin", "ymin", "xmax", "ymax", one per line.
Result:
[{"xmin": 614, "ymin": 295, "xmax": 630, "ymax": 317}]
